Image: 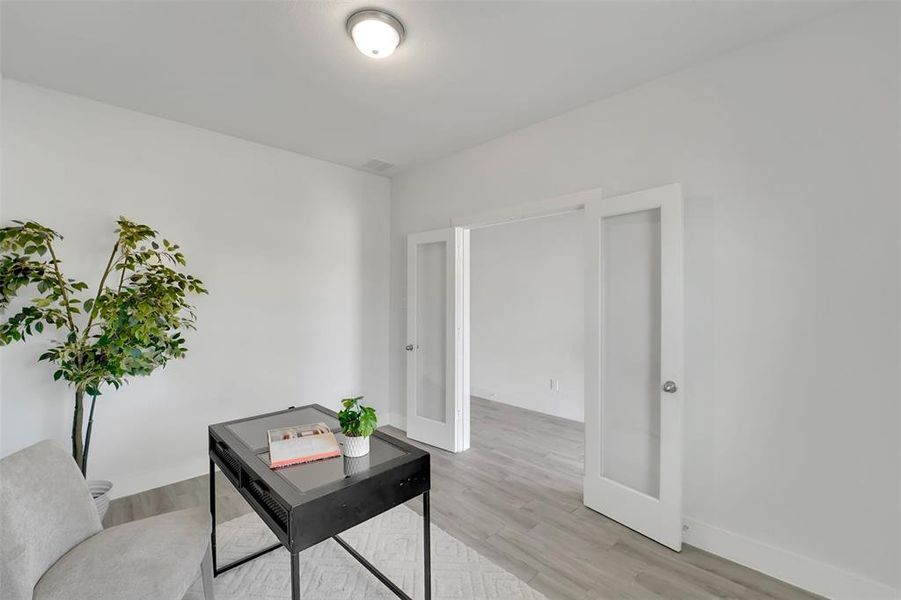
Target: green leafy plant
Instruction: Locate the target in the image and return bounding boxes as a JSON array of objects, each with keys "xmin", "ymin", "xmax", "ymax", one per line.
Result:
[
  {"xmin": 0, "ymin": 218, "xmax": 206, "ymax": 475},
  {"xmin": 338, "ymin": 396, "xmax": 378, "ymax": 438}
]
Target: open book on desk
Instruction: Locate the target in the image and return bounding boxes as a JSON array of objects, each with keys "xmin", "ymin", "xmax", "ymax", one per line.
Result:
[{"xmin": 267, "ymin": 422, "xmax": 341, "ymax": 468}]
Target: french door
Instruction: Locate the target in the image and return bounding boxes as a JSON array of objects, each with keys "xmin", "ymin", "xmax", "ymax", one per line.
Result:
[
  {"xmin": 583, "ymin": 184, "xmax": 685, "ymax": 550},
  {"xmin": 405, "ymin": 227, "xmax": 470, "ymax": 453}
]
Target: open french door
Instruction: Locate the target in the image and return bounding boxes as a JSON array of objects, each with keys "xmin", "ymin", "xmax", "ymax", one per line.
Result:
[
  {"xmin": 584, "ymin": 184, "xmax": 685, "ymax": 550},
  {"xmin": 406, "ymin": 227, "xmax": 470, "ymax": 453}
]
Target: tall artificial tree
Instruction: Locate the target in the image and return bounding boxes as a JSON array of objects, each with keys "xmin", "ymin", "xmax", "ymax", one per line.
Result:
[{"xmin": 0, "ymin": 218, "xmax": 206, "ymax": 475}]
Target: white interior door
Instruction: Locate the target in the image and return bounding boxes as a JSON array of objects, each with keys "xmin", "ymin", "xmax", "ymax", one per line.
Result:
[
  {"xmin": 584, "ymin": 184, "xmax": 684, "ymax": 550},
  {"xmin": 406, "ymin": 227, "xmax": 470, "ymax": 452}
]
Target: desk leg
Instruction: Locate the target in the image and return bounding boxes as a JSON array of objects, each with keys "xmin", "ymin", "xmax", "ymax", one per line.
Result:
[
  {"xmin": 423, "ymin": 491, "xmax": 431, "ymax": 600},
  {"xmin": 209, "ymin": 458, "xmax": 218, "ymax": 576},
  {"xmin": 291, "ymin": 551, "xmax": 301, "ymax": 600},
  {"xmin": 208, "ymin": 458, "xmax": 280, "ymax": 576}
]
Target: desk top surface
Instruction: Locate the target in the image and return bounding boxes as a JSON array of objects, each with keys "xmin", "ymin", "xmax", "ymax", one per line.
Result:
[{"xmin": 209, "ymin": 404, "xmax": 428, "ymax": 503}]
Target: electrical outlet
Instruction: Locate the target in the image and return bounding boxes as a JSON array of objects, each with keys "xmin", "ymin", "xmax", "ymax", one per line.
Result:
[{"xmin": 549, "ymin": 378, "xmax": 560, "ymax": 391}]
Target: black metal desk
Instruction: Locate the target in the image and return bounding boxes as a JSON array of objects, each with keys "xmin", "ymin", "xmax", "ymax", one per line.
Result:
[{"xmin": 208, "ymin": 404, "xmax": 431, "ymax": 600}]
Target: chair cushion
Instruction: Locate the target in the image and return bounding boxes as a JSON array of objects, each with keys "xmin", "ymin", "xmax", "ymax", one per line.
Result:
[{"xmin": 34, "ymin": 507, "xmax": 211, "ymax": 600}]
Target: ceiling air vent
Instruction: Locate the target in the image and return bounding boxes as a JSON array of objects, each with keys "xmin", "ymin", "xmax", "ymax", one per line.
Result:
[{"xmin": 362, "ymin": 158, "xmax": 394, "ymax": 172}]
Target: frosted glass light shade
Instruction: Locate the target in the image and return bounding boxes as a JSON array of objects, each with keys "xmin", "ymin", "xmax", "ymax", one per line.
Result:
[{"xmin": 346, "ymin": 10, "xmax": 405, "ymax": 59}]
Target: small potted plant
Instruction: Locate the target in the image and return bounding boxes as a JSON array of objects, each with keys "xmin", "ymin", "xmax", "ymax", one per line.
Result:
[{"xmin": 338, "ymin": 396, "xmax": 377, "ymax": 458}]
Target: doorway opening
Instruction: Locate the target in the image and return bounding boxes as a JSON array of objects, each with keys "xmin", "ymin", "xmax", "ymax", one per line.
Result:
[{"xmin": 468, "ymin": 211, "xmax": 585, "ymax": 495}]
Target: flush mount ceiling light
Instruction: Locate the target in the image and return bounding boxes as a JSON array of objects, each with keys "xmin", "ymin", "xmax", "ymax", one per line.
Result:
[{"xmin": 346, "ymin": 9, "xmax": 405, "ymax": 59}]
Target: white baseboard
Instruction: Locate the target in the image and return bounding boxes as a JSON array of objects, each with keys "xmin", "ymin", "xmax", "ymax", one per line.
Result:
[
  {"xmin": 683, "ymin": 517, "xmax": 900, "ymax": 600},
  {"xmin": 470, "ymin": 387, "xmax": 585, "ymax": 423},
  {"xmin": 470, "ymin": 386, "xmax": 497, "ymax": 400}
]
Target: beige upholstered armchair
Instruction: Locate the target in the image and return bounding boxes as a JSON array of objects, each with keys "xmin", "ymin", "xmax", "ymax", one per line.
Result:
[{"xmin": 0, "ymin": 440, "xmax": 214, "ymax": 600}]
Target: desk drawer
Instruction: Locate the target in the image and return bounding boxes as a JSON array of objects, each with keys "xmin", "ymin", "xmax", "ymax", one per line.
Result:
[
  {"xmin": 211, "ymin": 440, "xmax": 241, "ymax": 486},
  {"xmin": 211, "ymin": 437, "xmax": 291, "ymax": 542},
  {"xmin": 245, "ymin": 476, "xmax": 290, "ymax": 532}
]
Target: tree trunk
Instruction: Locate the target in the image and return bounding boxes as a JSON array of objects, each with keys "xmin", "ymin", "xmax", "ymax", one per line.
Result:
[
  {"xmin": 82, "ymin": 394, "xmax": 98, "ymax": 477},
  {"xmin": 72, "ymin": 388, "xmax": 85, "ymax": 475}
]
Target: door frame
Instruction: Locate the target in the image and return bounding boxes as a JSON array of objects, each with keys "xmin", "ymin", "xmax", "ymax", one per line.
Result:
[{"xmin": 451, "ymin": 186, "xmax": 601, "ymax": 230}]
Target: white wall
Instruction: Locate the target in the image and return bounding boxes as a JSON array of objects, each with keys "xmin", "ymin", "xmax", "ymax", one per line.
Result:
[
  {"xmin": 390, "ymin": 5, "xmax": 900, "ymax": 598},
  {"xmin": 470, "ymin": 212, "xmax": 583, "ymax": 422},
  {"xmin": 0, "ymin": 80, "xmax": 391, "ymax": 497}
]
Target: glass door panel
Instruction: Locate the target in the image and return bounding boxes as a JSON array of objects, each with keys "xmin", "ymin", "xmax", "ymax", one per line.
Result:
[
  {"xmin": 601, "ymin": 209, "xmax": 661, "ymax": 498},
  {"xmin": 416, "ymin": 241, "xmax": 448, "ymax": 423}
]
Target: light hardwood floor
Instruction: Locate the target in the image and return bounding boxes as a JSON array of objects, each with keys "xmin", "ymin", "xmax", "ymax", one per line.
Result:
[{"xmin": 106, "ymin": 397, "xmax": 819, "ymax": 600}]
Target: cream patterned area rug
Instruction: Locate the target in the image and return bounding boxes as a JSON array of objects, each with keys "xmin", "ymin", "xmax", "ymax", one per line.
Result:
[{"xmin": 183, "ymin": 504, "xmax": 547, "ymax": 600}]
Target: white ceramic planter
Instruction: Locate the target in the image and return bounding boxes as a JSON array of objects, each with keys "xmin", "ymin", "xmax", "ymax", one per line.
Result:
[
  {"xmin": 88, "ymin": 479, "xmax": 113, "ymax": 521},
  {"xmin": 343, "ymin": 435, "xmax": 370, "ymax": 458}
]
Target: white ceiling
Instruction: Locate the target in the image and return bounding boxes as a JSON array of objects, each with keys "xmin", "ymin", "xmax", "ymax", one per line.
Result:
[{"xmin": 2, "ymin": 1, "xmax": 841, "ymax": 175}]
